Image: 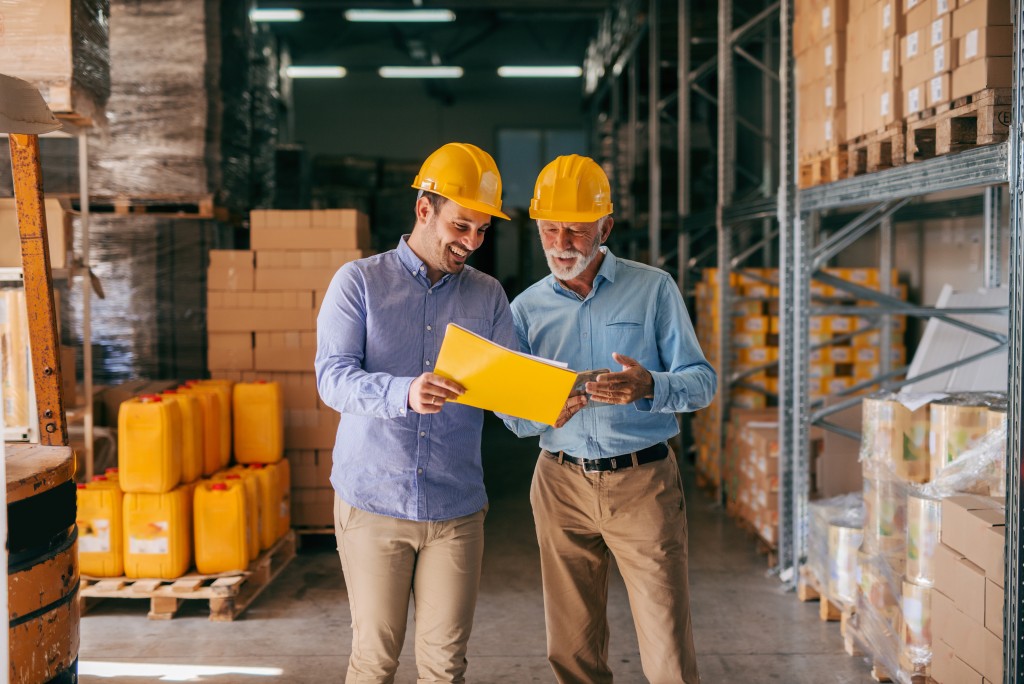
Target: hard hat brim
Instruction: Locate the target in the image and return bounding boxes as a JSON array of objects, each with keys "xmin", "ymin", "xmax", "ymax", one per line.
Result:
[
  {"xmin": 529, "ymin": 207, "xmax": 612, "ymax": 223},
  {"xmin": 414, "ymin": 184, "xmax": 511, "ymax": 220}
]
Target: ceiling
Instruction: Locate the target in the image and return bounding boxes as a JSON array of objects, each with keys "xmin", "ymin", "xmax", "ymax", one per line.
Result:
[{"xmin": 254, "ymin": 1, "xmax": 607, "ymax": 80}]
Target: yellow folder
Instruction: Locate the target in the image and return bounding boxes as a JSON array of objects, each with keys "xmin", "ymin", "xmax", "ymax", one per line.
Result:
[{"xmin": 434, "ymin": 323, "xmax": 577, "ymax": 425}]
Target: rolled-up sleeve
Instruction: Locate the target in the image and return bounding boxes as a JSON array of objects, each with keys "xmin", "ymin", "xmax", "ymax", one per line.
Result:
[{"xmin": 315, "ymin": 265, "xmax": 414, "ymax": 419}]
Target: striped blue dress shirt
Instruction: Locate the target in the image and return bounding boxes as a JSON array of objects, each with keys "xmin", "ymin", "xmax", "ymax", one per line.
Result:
[
  {"xmin": 315, "ymin": 237, "xmax": 517, "ymax": 522},
  {"xmin": 502, "ymin": 248, "xmax": 717, "ymax": 457}
]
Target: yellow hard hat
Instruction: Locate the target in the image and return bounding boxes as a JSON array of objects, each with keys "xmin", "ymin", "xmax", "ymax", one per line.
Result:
[
  {"xmin": 529, "ymin": 154, "xmax": 613, "ymax": 223},
  {"xmin": 412, "ymin": 142, "xmax": 510, "ymax": 220}
]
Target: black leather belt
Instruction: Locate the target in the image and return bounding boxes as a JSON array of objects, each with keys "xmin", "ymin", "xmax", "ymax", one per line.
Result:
[{"xmin": 548, "ymin": 442, "xmax": 669, "ymax": 473}]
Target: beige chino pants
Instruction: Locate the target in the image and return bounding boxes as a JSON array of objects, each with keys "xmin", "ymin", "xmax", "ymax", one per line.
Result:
[
  {"xmin": 334, "ymin": 496, "xmax": 486, "ymax": 684},
  {"xmin": 530, "ymin": 448, "xmax": 700, "ymax": 684}
]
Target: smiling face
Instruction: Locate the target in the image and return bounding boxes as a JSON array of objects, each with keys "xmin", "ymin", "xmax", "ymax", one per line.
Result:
[
  {"xmin": 408, "ymin": 193, "xmax": 492, "ymax": 282},
  {"xmin": 537, "ymin": 217, "xmax": 613, "ymax": 282}
]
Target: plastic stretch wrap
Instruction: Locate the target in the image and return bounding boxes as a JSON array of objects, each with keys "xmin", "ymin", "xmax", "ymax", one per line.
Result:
[
  {"xmin": 219, "ymin": 0, "xmax": 254, "ymax": 213},
  {"xmin": 60, "ymin": 215, "xmax": 214, "ymax": 384},
  {"xmin": 828, "ymin": 522, "xmax": 864, "ymax": 607},
  {"xmin": 920, "ymin": 422, "xmax": 1008, "ymax": 499},
  {"xmin": 249, "ymin": 25, "xmax": 280, "ymax": 209},
  {"xmin": 928, "ymin": 394, "xmax": 996, "ymax": 481},
  {"xmin": 860, "ymin": 393, "xmax": 935, "ymax": 482},
  {"xmin": 89, "ymin": 0, "xmax": 218, "ymax": 197},
  {"xmin": 862, "ymin": 475, "xmax": 908, "ymax": 555},
  {"xmin": 853, "ymin": 550, "xmax": 910, "ymax": 682},
  {"xmin": 0, "ymin": 0, "xmax": 110, "ymax": 119},
  {"xmin": 807, "ymin": 493, "xmax": 864, "ymax": 595},
  {"xmin": 905, "ymin": 491, "xmax": 941, "ymax": 586}
]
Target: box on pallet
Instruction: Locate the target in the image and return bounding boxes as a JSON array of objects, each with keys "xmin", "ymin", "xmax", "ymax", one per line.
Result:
[
  {"xmin": 255, "ymin": 332, "xmax": 317, "ymax": 372},
  {"xmin": 207, "ymin": 291, "xmax": 317, "ymax": 333},
  {"xmin": 208, "ymin": 333, "xmax": 254, "ymax": 371},
  {"xmin": 288, "ymin": 450, "xmax": 333, "ymax": 489},
  {"xmin": 208, "ymin": 250, "xmax": 254, "ymax": 291},
  {"xmin": 250, "ymin": 209, "xmax": 371, "ymax": 251}
]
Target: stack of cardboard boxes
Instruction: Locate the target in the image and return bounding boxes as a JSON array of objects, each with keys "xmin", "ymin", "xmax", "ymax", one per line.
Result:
[
  {"xmin": 846, "ymin": 0, "xmax": 903, "ymax": 140},
  {"xmin": 950, "ymin": 0, "xmax": 1013, "ymax": 100},
  {"xmin": 901, "ymin": 0, "xmax": 957, "ymax": 117},
  {"xmin": 931, "ymin": 494, "xmax": 1004, "ymax": 684},
  {"xmin": 732, "ymin": 415, "xmax": 781, "ymax": 546},
  {"xmin": 208, "ymin": 209, "xmax": 372, "ymax": 528},
  {"xmin": 795, "ymin": 0, "xmax": 848, "ymax": 161}
]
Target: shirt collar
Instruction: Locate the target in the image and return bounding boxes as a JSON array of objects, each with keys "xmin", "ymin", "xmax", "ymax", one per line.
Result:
[{"xmin": 397, "ymin": 234, "xmax": 456, "ymax": 287}]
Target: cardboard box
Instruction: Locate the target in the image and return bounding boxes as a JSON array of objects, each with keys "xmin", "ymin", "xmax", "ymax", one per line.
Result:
[
  {"xmin": 930, "ymin": 15, "xmax": 952, "ymax": 46},
  {"xmin": 906, "ymin": 1, "xmax": 932, "ymax": 33},
  {"xmin": 288, "ymin": 450, "xmax": 333, "ymax": 489},
  {"xmin": 905, "ymin": 82, "xmax": 926, "ymax": 115},
  {"xmin": 932, "ymin": 40, "xmax": 958, "ymax": 73},
  {"xmin": 928, "ymin": 71, "xmax": 952, "ymax": 106},
  {"xmin": 932, "ymin": 637, "xmax": 985, "ymax": 684},
  {"xmin": 959, "ymin": 26, "xmax": 1014, "ymax": 65},
  {"xmin": 934, "ymin": 542, "xmax": 986, "ymax": 624},
  {"xmin": 879, "ymin": 0, "xmax": 905, "ymax": 37},
  {"xmin": 0, "ymin": 198, "xmax": 69, "ymax": 269},
  {"xmin": 250, "ymin": 209, "xmax": 371, "ymax": 251},
  {"xmin": 935, "ymin": 0, "xmax": 958, "ymax": 16},
  {"xmin": 285, "ymin": 407, "xmax": 340, "ymax": 450},
  {"xmin": 240, "ymin": 370, "xmax": 321, "ymax": 410},
  {"xmin": 952, "ymin": 0, "xmax": 1012, "ymax": 36},
  {"xmin": 932, "ymin": 589, "xmax": 1003, "ymax": 683},
  {"xmin": 986, "ymin": 578, "xmax": 1003, "ymax": 638},
  {"xmin": 951, "ymin": 56, "xmax": 1013, "ymax": 99},
  {"xmin": 207, "ymin": 291, "xmax": 316, "ymax": 333},
  {"xmin": 291, "ymin": 487, "xmax": 334, "ymax": 527},
  {"xmin": 941, "ymin": 494, "xmax": 1006, "ymax": 586},
  {"xmin": 255, "ymin": 268, "xmax": 337, "ymax": 292},
  {"xmin": 207, "ymin": 250, "xmax": 254, "ymax": 291},
  {"xmin": 207, "ymin": 333, "xmax": 254, "ymax": 371},
  {"xmin": 254, "ymin": 331, "xmax": 317, "ymax": 372}
]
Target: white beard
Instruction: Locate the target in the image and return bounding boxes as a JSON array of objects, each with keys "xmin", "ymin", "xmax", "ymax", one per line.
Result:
[{"xmin": 544, "ymin": 245, "xmax": 598, "ymax": 280}]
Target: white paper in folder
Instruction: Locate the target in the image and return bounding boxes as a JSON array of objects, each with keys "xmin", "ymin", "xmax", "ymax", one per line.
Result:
[{"xmin": 903, "ymin": 285, "xmax": 1009, "ymax": 393}]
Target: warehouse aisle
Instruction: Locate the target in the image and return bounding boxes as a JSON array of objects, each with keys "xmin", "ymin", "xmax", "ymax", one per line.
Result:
[{"xmin": 79, "ymin": 415, "xmax": 875, "ymax": 683}]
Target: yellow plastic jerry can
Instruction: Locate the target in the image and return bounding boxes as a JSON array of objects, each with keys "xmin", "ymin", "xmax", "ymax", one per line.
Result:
[
  {"xmin": 159, "ymin": 389, "xmax": 203, "ymax": 484},
  {"xmin": 179, "ymin": 385, "xmax": 221, "ymax": 476},
  {"xmin": 123, "ymin": 485, "xmax": 193, "ymax": 579},
  {"xmin": 194, "ymin": 380, "xmax": 233, "ymax": 468},
  {"xmin": 232, "ymin": 381, "xmax": 285, "ymax": 464},
  {"xmin": 214, "ymin": 472, "xmax": 259, "ymax": 560},
  {"xmin": 244, "ymin": 464, "xmax": 280, "ymax": 550},
  {"xmin": 194, "ymin": 480, "xmax": 249, "ymax": 574},
  {"xmin": 118, "ymin": 394, "xmax": 182, "ymax": 494},
  {"xmin": 77, "ymin": 482, "xmax": 124, "ymax": 577},
  {"xmin": 275, "ymin": 458, "xmax": 291, "ymax": 539}
]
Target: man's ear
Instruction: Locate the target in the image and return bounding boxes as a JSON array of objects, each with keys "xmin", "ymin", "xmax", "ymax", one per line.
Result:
[
  {"xmin": 599, "ymin": 217, "xmax": 614, "ymax": 243},
  {"xmin": 415, "ymin": 195, "xmax": 433, "ymax": 224}
]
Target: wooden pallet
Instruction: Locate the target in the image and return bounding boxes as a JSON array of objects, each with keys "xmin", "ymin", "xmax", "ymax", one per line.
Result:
[
  {"xmin": 67, "ymin": 194, "xmax": 215, "ymax": 219},
  {"xmin": 905, "ymin": 88, "xmax": 1011, "ymax": 162},
  {"xmin": 796, "ymin": 566, "xmax": 842, "ymax": 621},
  {"xmin": 846, "ymin": 124, "xmax": 906, "ymax": 177},
  {"xmin": 80, "ymin": 530, "xmax": 296, "ymax": 621},
  {"xmin": 732, "ymin": 514, "xmax": 778, "ymax": 568},
  {"xmin": 798, "ymin": 146, "xmax": 848, "ymax": 189}
]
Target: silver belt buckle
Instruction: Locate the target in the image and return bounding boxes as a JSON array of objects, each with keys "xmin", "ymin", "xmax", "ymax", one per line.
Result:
[{"xmin": 582, "ymin": 458, "xmax": 601, "ymax": 473}]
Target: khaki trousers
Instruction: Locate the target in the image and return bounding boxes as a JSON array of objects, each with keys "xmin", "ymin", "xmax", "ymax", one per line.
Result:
[
  {"xmin": 334, "ymin": 496, "xmax": 486, "ymax": 684},
  {"xmin": 530, "ymin": 449, "xmax": 700, "ymax": 684}
]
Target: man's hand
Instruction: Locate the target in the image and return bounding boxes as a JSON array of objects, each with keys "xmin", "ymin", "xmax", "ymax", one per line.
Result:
[
  {"xmin": 585, "ymin": 353, "xmax": 654, "ymax": 404},
  {"xmin": 554, "ymin": 394, "xmax": 588, "ymax": 428},
  {"xmin": 409, "ymin": 373, "xmax": 465, "ymax": 414}
]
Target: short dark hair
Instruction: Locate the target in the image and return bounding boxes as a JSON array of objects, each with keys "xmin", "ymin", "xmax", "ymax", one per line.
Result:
[{"xmin": 420, "ymin": 190, "xmax": 448, "ymax": 215}]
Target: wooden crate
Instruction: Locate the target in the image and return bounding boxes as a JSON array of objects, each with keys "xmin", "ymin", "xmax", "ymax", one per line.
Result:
[
  {"xmin": 905, "ymin": 88, "xmax": 1011, "ymax": 162},
  {"xmin": 80, "ymin": 530, "xmax": 296, "ymax": 621}
]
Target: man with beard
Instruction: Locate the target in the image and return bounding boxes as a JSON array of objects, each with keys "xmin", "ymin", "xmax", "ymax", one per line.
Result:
[
  {"xmin": 502, "ymin": 155, "xmax": 717, "ymax": 684},
  {"xmin": 315, "ymin": 142, "xmax": 516, "ymax": 683}
]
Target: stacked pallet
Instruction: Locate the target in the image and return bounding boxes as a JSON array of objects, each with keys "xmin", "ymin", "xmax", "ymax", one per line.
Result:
[
  {"xmin": 208, "ymin": 209, "xmax": 372, "ymax": 529},
  {"xmin": 845, "ymin": 0, "xmax": 905, "ymax": 175},
  {"xmin": 796, "ymin": 0, "xmax": 849, "ymax": 186}
]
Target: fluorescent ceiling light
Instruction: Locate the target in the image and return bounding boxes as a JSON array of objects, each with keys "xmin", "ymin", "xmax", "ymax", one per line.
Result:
[
  {"xmin": 498, "ymin": 66, "xmax": 583, "ymax": 78},
  {"xmin": 250, "ymin": 8, "xmax": 304, "ymax": 22},
  {"xmin": 286, "ymin": 66, "xmax": 347, "ymax": 78},
  {"xmin": 345, "ymin": 9, "xmax": 456, "ymax": 22},
  {"xmin": 379, "ymin": 66, "xmax": 464, "ymax": 79}
]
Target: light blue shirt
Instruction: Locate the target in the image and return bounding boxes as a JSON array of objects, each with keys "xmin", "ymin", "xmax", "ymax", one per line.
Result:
[
  {"xmin": 315, "ymin": 236, "xmax": 517, "ymax": 522},
  {"xmin": 502, "ymin": 248, "xmax": 717, "ymax": 457}
]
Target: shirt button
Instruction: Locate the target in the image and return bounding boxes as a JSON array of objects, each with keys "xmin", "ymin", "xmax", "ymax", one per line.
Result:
[
  {"xmin": 426, "ymin": 325, "xmax": 432, "ymax": 331},
  {"xmin": 583, "ymin": 332, "xmax": 588, "ymax": 337},
  {"xmin": 425, "ymin": 360, "xmax": 431, "ymax": 366},
  {"xmin": 417, "ymin": 468, "xmax": 424, "ymax": 475},
  {"xmin": 420, "ymin": 431, "xmax": 426, "ymax": 437}
]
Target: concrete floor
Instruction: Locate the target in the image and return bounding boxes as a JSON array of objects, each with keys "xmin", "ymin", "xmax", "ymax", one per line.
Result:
[{"xmin": 79, "ymin": 416, "xmax": 876, "ymax": 683}]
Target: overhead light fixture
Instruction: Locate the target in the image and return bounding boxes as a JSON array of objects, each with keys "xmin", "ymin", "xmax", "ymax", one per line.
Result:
[
  {"xmin": 497, "ymin": 66, "xmax": 583, "ymax": 78},
  {"xmin": 378, "ymin": 66, "xmax": 463, "ymax": 79},
  {"xmin": 286, "ymin": 66, "xmax": 348, "ymax": 78},
  {"xmin": 250, "ymin": 8, "xmax": 304, "ymax": 22},
  {"xmin": 345, "ymin": 9, "xmax": 456, "ymax": 23}
]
